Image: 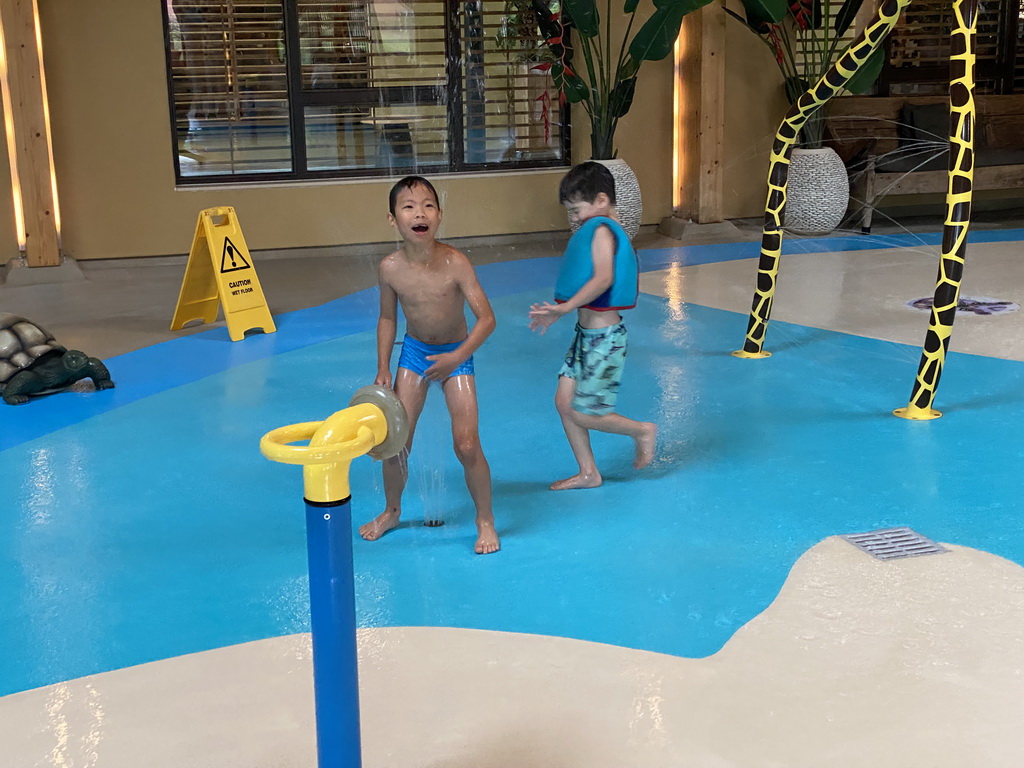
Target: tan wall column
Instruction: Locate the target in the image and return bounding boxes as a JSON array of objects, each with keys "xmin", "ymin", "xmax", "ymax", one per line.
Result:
[
  {"xmin": 0, "ymin": 0, "xmax": 59, "ymax": 266},
  {"xmin": 677, "ymin": 4, "xmax": 725, "ymax": 224}
]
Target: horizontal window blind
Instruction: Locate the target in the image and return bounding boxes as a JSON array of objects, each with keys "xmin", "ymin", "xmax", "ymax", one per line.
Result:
[
  {"xmin": 297, "ymin": 1, "xmax": 373, "ymax": 90},
  {"xmin": 167, "ymin": 1, "xmax": 292, "ymax": 176},
  {"xmin": 163, "ymin": 0, "xmax": 568, "ymax": 183},
  {"xmin": 1015, "ymin": 0, "xmax": 1023, "ymax": 91},
  {"xmin": 299, "ymin": 0, "xmax": 450, "ymax": 172},
  {"xmin": 883, "ymin": 0, "xmax": 1023, "ymax": 94},
  {"xmin": 460, "ymin": 1, "xmax": 563, "ymax": 166},
  {"xmin": 792, "ymin": 4, "xmax": 862, "ymax": 87}
]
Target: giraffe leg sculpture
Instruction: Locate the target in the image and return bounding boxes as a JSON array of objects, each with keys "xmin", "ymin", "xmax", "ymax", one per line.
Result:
[
  {"xmin": 734, "ymin": 0, "xmax": 980, "ymax": 422},
  {"xmin": 894, "ymin": 0, "xmax": 978, "ymax": 420},
  {"xmin": 733, "ymin": 0, "xmax": 912, "ymax": 360}
]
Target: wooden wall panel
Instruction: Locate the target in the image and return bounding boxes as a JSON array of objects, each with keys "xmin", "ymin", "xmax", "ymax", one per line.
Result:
[
  {"xmin": 1, "ymin": 0, "xmax": 59, "ymax": 266},
  {"xmin": 677, "ymin": 5, "xmax": 725, "ymax": 223}
]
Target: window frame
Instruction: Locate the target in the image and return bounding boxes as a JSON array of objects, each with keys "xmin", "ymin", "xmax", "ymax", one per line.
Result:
[
  {"xmin": 161, "ymin": 1, "xmax": 572, "ymax": 186},
  {"xmin": 876, "ymin": 0, "xmax": 1023, "ymax": 96}
]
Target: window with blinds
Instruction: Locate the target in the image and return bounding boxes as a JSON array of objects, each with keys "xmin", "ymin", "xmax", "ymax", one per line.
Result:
[
  {"xmin": 880, "ymin": 0, "xmax": 1024, "ymax": 95},
  {"xmin": 1017, "ymin": 0, "xmax": 1024, "ymax": 91},
  {"xmin": 163, "ymin": 0, "xmax": 569, "ymax": 183},
  {"xmin": 791, "ymin": 6, "xmax": 861, "ymax": 89}
]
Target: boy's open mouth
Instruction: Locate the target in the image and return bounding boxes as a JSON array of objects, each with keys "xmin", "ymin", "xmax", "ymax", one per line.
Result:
[{"xmin": 412, "ymin": 224, "xmax": 429, "ymax": 233}]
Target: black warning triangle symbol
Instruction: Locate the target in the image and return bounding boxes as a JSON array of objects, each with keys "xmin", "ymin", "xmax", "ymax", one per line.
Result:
[{"xmin": 220, "ymin": 237, "xmax": 252, "ymax": 273}]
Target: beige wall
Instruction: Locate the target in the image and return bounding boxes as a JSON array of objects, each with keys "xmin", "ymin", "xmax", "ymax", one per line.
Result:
[
  {"xmin": 721, "ymin": 4, "xmax": 789, "ymax": 220},
  {"xmin": 20, "ymin": 1, "xmax": 675, "ymax": 261},
  {"xmin": 611, "ymin": 54, "xmax": 676, "ymax": 226}
]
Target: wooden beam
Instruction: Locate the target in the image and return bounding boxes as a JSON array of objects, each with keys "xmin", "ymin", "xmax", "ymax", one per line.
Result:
[
  {"xmin": 1, "ymin": 0, "xmax": 60, "ymax": 267},
  {"xmin": 677, "ymin": 4, "xmax": 725, "ymax": 224}
]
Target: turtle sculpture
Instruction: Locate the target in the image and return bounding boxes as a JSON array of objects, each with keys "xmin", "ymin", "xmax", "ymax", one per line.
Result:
[{"xmin": 0, "ymin": 313, "xmax": 114, "ymax": 405}]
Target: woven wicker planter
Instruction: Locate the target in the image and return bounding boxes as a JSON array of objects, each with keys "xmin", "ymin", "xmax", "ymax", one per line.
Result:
[
  {"xmin": 784, "ymin": 147, "xmax": 849, "ymax": 235},
  {"xmin": 569, "ymin": 158, "xmax": 643, "ymax": 241}
]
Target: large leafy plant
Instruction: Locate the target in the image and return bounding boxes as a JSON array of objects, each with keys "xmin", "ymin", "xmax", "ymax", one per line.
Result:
[
  {"xmin": 722, "ymin": 0, "xmax": 884, "ymax": 146},
  {"xmin": 535, "ymin": 0, "xmax": 712, "ymax": 159},
  {"xmin": 497, "ymin": 0, "xmax": 557, "ymax": 63}
]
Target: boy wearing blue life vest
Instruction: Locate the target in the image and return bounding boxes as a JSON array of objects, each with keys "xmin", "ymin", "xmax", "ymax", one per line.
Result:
[
  {"xmin": 528, "ymin": 162, "xmax": 657, "ymax": 490},
  {"xmin": 359, "ymin": 176, "xmax": 500, "ymax": 554}
]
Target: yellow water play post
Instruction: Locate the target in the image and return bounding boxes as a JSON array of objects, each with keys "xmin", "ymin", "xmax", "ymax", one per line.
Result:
[{"xmin": 260, "ymin": 385, "xmax": 408, "ymax": 768}]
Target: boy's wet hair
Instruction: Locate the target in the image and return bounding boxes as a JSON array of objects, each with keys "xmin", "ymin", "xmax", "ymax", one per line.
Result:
[
  {"xmin": 389, "ymin": 175, "xmax": 441, "ymax": 214},
  {"xmin": 558, "ymin": 162, "xmax": 616, "ymax": 206}
]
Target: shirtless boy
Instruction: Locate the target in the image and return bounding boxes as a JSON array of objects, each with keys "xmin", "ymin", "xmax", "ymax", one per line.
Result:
[
  {"xmin": 528, "ymin": 162, "xmax": 656, "ymax": 490},
  {"xmin": 359, "ymin": 176, "xmax": 500, "ymax": 554}
]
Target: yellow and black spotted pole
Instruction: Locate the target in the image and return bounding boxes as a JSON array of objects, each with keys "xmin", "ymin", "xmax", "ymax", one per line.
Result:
[
  {"xmin": 733, "ymin": 0, "xmax": 911, "ymax": 360},
  {"xmin": 734, "ymin": 0, "xmax": 981, "ymax": 421},
  {"xmin": 894, "ymin": 0, "xmax": 979, "ymax": 420}
]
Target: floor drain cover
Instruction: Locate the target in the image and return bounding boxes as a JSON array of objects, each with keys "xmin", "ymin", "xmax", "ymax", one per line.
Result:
[{"xmin": 840, "ymin": 527, "xmax": 948, "ymax": 560}]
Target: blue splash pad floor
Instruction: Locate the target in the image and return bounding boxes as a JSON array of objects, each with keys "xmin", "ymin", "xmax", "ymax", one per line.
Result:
[{"xmin": 4, "ymin": 235, "xmax": 1024, "ymax": 697}]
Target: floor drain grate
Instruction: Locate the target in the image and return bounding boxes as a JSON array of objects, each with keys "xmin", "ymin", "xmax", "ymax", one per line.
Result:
[{"xmin": 840, "ymin": 527, "xmax": 948, "ymax": 560}]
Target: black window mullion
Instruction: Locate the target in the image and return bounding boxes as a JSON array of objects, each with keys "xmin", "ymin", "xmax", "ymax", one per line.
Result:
[
  {"xmin": 161, "ymin": 0, "xmax": 184, "ymax": 182},
  {"xmin": 446, "ymin": 1, "xmax": 465, "ymax": 170},
  {"xmin": 993, "ymin": 0, "xmax": 1018, "ymax": 93},
  {"xmin": 283, "ymin": 0, "xmax": 308, "ymax": 173},
  {"xmin": 461, "ymin": 1, "xmax": 486, "ymax": 166}
]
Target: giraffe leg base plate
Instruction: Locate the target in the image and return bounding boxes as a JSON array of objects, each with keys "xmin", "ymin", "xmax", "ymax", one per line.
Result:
[
  {"xmin": 732, "ymin": 349, "xmax": 772, "ymax": 359},
  {"xmin": 893, "ymin": 406, "xmax": 942, "ymax": 421}
]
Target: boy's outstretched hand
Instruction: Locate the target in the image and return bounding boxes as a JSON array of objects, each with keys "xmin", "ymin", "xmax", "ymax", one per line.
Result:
[
  {"xmin": 374, "ymin": 369, "xmax": 393, "ymax": 388},
  {"xmin": 528, "ymin": 302, "xmax": 568, "ymax": 334}
]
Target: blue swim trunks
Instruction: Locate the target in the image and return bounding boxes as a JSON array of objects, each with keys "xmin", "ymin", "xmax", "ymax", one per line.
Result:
[{"xmin": 398, "ymin": 333, "xmax": 475, "ymax": 379}]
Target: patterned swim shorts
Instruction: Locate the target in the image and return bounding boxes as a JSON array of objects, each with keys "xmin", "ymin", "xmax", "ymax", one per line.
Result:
[{"xmin": 558, "ymin": 322, "xmax": 628, "ymax": 415}]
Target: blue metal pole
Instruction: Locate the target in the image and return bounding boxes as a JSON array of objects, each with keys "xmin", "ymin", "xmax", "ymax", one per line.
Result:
[{"xmin": 304, "ymin": 496, "xmax": 362, "ymax": 768}]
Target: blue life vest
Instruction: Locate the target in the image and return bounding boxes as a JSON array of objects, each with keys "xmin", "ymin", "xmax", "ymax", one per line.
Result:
[{"xmin": 554, "ymin": 216, "xmax": 638, "ymax": 311}]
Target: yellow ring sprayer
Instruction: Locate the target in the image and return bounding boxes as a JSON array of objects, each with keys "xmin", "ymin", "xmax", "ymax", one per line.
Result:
[{"xmin": 260, "ymin": 385, "xmax": 408, "ymax": 768}]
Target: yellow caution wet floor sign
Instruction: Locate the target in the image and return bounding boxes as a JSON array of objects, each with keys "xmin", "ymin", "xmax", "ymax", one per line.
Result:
[{"xmin": 170, "ymin": 207, "xmax": 276, "ymax": 342}]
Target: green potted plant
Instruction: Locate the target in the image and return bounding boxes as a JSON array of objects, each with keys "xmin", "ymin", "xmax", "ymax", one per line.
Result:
[
  {"xmin": 535, "ymin": 0, "xmax": 711, "ymax": 237},
  {"xmin": 497, "ymin": 0, "xmax": 553, "ymax": 61},
  {"xmin": 496, "ymin": 0, "xmax": 558, "ymax": 159},
  {"xmin": 722, "ymin": 0, "xmax": 883, "ymax": 233},
  {"xmin": 722, "ymin": 0, "xmax": 883, "ymax": 146},
  {"xmin": 541, "ymin": 0, "xmax": 708, "ymax": 158}
]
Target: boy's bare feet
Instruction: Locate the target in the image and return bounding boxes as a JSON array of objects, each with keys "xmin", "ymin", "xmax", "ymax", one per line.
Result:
[
  {"xmin": 359, "ymin": 510, "xmax": 401, "ymax": 541},
  {"xmin": 550, "ymin": 472, "xmax": 602, "ymax": 491},
  {"xmin": 634, "ymin": 423, "xmax": 657, "ymax": 469},
  {"xmin": 475, "ymin": 520, "xmax": 500, "ymax": 555}
]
